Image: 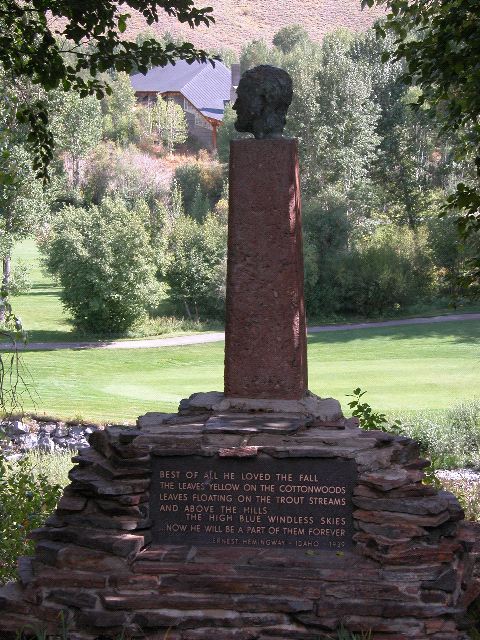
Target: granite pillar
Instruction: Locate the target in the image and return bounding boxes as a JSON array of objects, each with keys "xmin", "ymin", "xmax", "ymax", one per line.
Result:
[{"xmin": 224, "ymin": 138, "xmax": 308, "ymax": 400}]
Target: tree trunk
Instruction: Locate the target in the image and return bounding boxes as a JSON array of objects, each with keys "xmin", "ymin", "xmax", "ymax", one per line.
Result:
[{"xmin": 184, "ymin": 300, "xmax": 192, "ymax": 320}]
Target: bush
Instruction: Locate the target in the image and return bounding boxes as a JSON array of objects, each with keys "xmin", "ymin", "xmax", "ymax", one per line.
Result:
[
  {"xmin": 163, "ymin": 213, "xmax": 227, "ymax": 319},
  {"xmin": 174, "ymin": 161, "xmax": 225, "ymax": 214},
  {"xmin": 339, "ymin": 225, "xmax": 435, "ymax": 316},
  {"xmin": 82, "ymin": 142, "xmax": 170, "ymax": 207},
  {"xmin": 42, "ymin": 198, "xmax": 159, "ymax": 334},
  {"xmin": 302, "ymin": 193, "xmax": 351, "ymax": 317},
  {"xmin": 0, "ymin": 453, "xmax": 62, "ymax": 584},
  {"xmin": 397, "ymin": 400, "xmax": 480, "ymax": 469}
]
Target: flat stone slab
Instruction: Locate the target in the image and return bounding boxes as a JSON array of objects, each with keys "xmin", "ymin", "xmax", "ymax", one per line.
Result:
[{"xmin": 204, "ymin": 413, "xmax": 308, "ymax": 434}]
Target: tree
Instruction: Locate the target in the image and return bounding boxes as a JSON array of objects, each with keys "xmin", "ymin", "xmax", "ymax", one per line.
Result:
[
  {"xmin": 363, "ymin": 0, "xmax": 480, "ymax": 294},
  {"xmin": 50, "ymin": 91, "xmax": 103, "ymax": 187},
  {"xmin": 273, "ymin": 25, "xmax": 309, "ymax": 54},
  {"xmin": 0, "ymin": 71, "xmax": 49, "ymax": 323},
  {"xmin": 163, "ymin": 213, "xmax": 227, "ymax": 319},
  {"xmin": 0, "ymin": 0, "xmax": 215, "ymax": 181},
  {"xmin": 152, "ymin": 96, "xmax": 188, "ymax": 155},
  {"xmin": 42, "ymin": 198, "xmax": 159, "ymax": 334},
  {"xmin": 240, "ymin": 39, "xmax": 282, "ymax": 73},
  {"xmin": 102, "ymin": 71, "xmax": 139, "ymax": 145},
  {"xmin": 286, "ymin": 31, "xmax": 380, "ymax": 207}
]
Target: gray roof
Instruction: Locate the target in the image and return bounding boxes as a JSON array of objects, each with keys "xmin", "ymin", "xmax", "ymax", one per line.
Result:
[{"xmin": 131, "ymin": 60, "xmax": 232, "ymax": 122}]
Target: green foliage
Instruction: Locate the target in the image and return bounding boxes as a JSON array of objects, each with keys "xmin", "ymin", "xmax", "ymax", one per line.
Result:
[
  {"xmin": 347, "ymin": 387, "xmax": 390, "ymax": 431},
  {"xmin": 0, "ymin": 0, "xmax": 215, "ymax": 180},
  {"xmin": 102, "ymin": 72, "xmax": 140, "ymax": 145},
  {"xmin": 339, "ymin": 225, "xmax": 435, "ymax": 316},
  {"xmin": 334, "ymin": 625, "xmax": 372, "ymax": 640},
  {"xmin": 240, "ymin": 39, "xmax": 283, "ymax": 73},
  {"xmin": 0, "ymin": 453, "xmax": 62, "ymax": 584},
  {"xmin": 41, "ymin": 198, "xmax": 159, "ymax": 334},
  {"xmin": 216, "ymin": 104, "xmax": 249, "ymax": 164},
  {"xmin": 50, "ymin": 91, "xmax": 103, "ymax": 186},
  {"xmin": 174, "ymin": 161, "xmax": 225, "ymax": 213},
  {"xmin": 302, "ymin": 193, "xmax": 351, "ymax": 316},
  {"xmin": 151, "ymin": 96, "xmax": 188, "ymax": 155},
  {"xmin": 163, "ymin": 213, "xmax": 227, "ymax": 319},
  {"xmin": 273, "ymin": 24, "xmax": 309, "ymax": 54},
  {"xmin": 365, "ymin": 0, "xmax": 480, "ymax": 296}
]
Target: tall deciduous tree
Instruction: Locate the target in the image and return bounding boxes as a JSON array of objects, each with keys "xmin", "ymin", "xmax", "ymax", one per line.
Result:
[
  {"xmin": 152, "ymin": 96, "xmax": 188, "ymax": 155},
  {"xmin": 50, "ymin": 91, "xmax": 103, "ymax": 187},
  {"xmin": 363, "ymin": 0, "xmax": 480, "ymax": 294},
  {"xmin": 0, "ymin": 71, "xmax": 49, "ymax": 322}
]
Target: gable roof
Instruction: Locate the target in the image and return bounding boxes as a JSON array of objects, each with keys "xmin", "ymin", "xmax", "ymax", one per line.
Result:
[{"xmin": 131, "ymin": 60, "xmax": 232, "ymax": 122}]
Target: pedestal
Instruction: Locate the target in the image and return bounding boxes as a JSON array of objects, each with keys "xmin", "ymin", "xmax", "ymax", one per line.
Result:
[{"xmin": 224, "ymin": 138, "xmax": 308, "ymax": 400}]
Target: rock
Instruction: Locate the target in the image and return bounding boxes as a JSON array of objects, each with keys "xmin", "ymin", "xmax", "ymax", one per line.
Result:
[
  {"xmin": 14, "ymin": 433, "xmax": 38, "ymax": 449},
  {"xmin": 3, "ymin": 420, "xmax": 29, "ymax": 437},
  {"xmin": 37, "ymin": 436, "xmax": 55, "ymax": 453},
  {"xmin": 54, "ymin": 424, "xmax": 70, "ymax": 438}
]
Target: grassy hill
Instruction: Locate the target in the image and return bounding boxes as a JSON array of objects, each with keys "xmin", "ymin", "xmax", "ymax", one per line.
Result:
[{"xmin": 125, "ymin": 0, "xmax": 385, "ymax": 55}]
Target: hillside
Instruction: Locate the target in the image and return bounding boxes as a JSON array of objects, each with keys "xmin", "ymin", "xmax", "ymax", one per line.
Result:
[{"xmin": 126, "ymin": 0, "xmax": 385, "ymax": 55}]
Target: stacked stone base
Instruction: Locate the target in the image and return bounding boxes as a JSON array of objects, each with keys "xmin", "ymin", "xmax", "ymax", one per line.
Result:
[{"xmin": 0, "ymin": 392, "xmax": 478, "ymax": 640}]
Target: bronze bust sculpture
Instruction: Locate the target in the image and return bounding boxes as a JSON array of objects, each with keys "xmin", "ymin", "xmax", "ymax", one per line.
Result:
[{"xmin": 233, "ymin": 65, "xmax": 293, "ymax": 139}]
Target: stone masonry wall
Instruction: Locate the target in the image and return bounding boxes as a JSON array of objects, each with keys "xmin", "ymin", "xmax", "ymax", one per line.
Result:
[{"xmin": 0, "ymin": 394, "xmax": 478, "ymax": 640}]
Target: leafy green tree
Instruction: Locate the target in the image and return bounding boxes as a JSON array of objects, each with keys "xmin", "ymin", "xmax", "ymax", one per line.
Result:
[
  {"xmin": 152, "ymin": 96, "xmax": 188, "ymax": 155},
  {"xmin": 174, "ymin": 161, "xmax": 225, "ymax": 212},
  {"xmin": 0, "ymin": 0, "xmax": 215, "ymax": 181},
  {"xmin": 0, "ymin": 72, "xmax": 49, "ymax": 322},
  {"xmin": 102, "ymin": 72, "xmax": 139, "ymax": 145},
  {"xmin": 286, "ymin": 31, "xmax": 380, "ymax": 208},
  {"xmin": 273, "ymin": 25, "xmax": 309, "ymax": 54},
  {"xmin": 240, "ymin": 39, "xmax": 283, "ymax": 73},
  {"xmin": 0, "ymin": 453, "xmax": 62, "ymax": 584},
  {"xmin": 363, "ymin": 0, "xmax": 480, "ymax": 293},
  {"xmin": 50, "ymin": 91, "xmax": 102, "ymax": 187},
  {"xmin": 163, "ymin": 213, "xmax": 227, "ymax": 319},
  {"xmin": 217, "ymin": 104, "xmax": 249, "ymax": 164},
  {"xmin": 190, "ymin": 184, "xmax": 211, "ymax": 222},
  {"xmin": 42, "ymin": 198, "xmax": 159, "ymax": 333}
]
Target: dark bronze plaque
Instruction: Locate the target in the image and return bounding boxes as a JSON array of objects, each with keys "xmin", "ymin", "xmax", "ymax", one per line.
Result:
[{"xmin": 150, "ymin": 456, "xmax": 357, "ymax": 550}]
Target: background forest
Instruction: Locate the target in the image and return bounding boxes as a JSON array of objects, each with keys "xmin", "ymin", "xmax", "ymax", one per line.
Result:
[{"xmin": 1, "ymin": 24, "xmax": 479, "ymax": 337}]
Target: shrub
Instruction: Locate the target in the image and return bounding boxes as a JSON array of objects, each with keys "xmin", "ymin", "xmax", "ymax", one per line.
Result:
[
  {"xmin": 163, "ymin": 213, "xmax": 227, "ymax": 319},
  {"xmin": 398, "ymin": 400, "xmax": 480, "ymax": 469},
  {"xmin": 82, "ymin": 142, "xmax": 171, "ymax": 207},
  {"xmin": 174, "ymin": 161, "xmax": 225, "ymax": 214},
  {"xmin": 0, "ymin": 453, "xmax": 62, "ymax": 584},
  {"xmin": 41, "ymin": 198, "xmax": 159, "ymax": 334},
  {"xmin": 339, "ymin": 225, "xmax": 435, "ymax": 316}
]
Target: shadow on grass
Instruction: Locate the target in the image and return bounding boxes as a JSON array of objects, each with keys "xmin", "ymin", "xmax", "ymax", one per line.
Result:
[{"xmin": 307, "ymin": 320, "xmax": 480, "ymax": 346}]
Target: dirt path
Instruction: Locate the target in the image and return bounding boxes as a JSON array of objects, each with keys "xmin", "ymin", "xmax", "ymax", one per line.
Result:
[{"xmin": 8, "ymin": 312, "xmax": 480, "ymax": 352}]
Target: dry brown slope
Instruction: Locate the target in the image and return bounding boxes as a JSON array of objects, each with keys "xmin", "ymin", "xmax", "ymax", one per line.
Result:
[{"xmin": 126, "ymin": 0, "xmax": 385, "ymax": 54}]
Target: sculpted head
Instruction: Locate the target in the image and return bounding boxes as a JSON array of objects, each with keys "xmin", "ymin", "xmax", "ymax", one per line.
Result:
[{"xmin": 233, "ymin": 65, "xmax": 293, "ymax": 139}]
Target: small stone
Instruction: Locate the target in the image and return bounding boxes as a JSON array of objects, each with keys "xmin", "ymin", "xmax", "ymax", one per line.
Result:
[{"xmin": 4, "ymin": 420, "xmax": 29, "ymax": 436}]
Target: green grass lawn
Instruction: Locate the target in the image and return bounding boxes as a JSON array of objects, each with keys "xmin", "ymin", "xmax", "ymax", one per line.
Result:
[
  {"xmin": 13, "ymin": 237, "xmax": 74, "ymax": 341},
  {"xmin": 15, "ymin": 319, "xmax": 480, "ymax": 423}
]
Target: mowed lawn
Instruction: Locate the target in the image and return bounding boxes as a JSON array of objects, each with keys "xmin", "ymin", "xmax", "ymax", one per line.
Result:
[
  {"xmin": 17, "ymin": 320, "xmax": 480, "ymax": 422},
  {"xmin": 13, "ymin": 237, "xmax": 73, "ymax": 342}
]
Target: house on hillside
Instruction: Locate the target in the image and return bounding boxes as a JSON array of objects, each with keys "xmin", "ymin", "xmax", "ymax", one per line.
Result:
[{"xmin": 131, "ymin": 60, "xmax": 234, "ymax": 151}]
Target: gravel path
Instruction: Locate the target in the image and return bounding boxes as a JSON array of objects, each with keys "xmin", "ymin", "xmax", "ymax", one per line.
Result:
[{"xmin": 9, "ymin": 312, "xmax": 480, "ymax": 352}]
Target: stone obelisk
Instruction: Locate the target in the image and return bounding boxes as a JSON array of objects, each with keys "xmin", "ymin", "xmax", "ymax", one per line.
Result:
[{"xmin": 224, "ymin": 65, "xmax": 308, "ymax": 400}]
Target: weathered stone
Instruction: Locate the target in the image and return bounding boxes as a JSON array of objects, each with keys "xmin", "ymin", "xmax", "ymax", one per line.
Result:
[
  {"xmin": 204, "ymin": 413, "xmax": 308, "ymax": 434},
  {"xmin": 49, "ymin": 588, "xmax": 98, "ymax": 609},
  {"xmin": 137, "ymin": 412, "xmax": 177, "ymax": 428},
  {"xmin": 57, "ymin": 495, "xmax": 88, "ymax": 512}
]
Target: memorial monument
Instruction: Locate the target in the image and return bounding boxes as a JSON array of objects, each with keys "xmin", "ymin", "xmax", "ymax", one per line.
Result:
[{"xmin": 0, "ymin": 66, "xmax": 478, "ymax": 640}]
